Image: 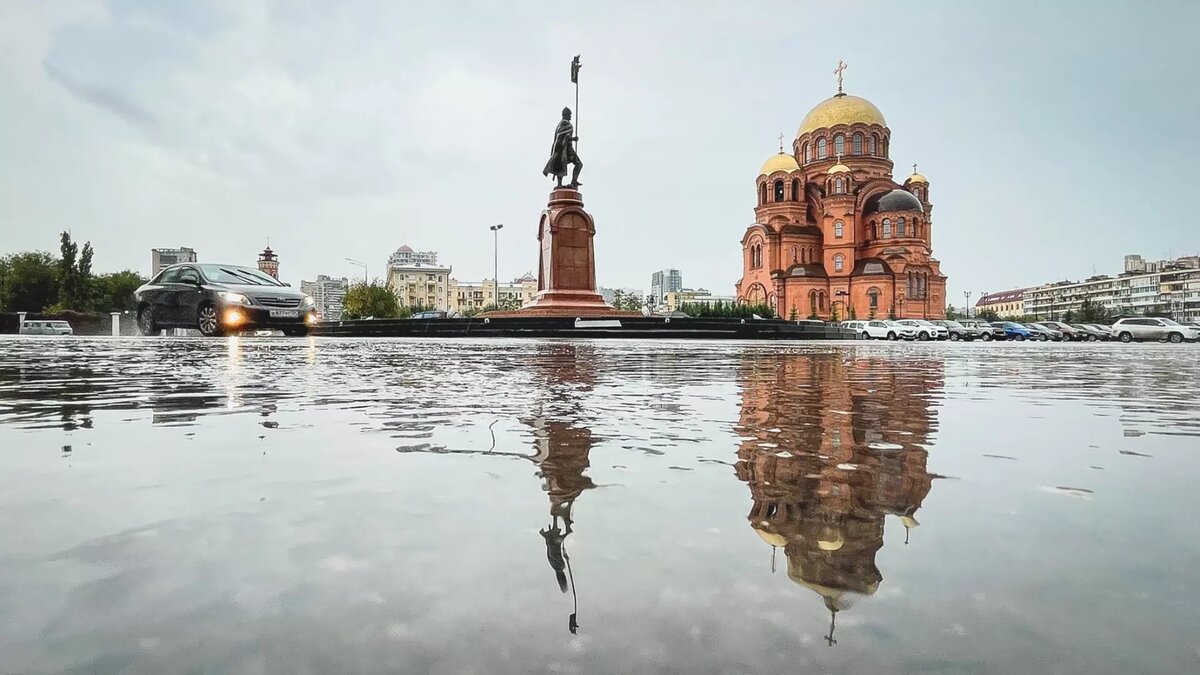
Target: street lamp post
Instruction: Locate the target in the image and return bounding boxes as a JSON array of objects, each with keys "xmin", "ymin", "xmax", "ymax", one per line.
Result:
[
  {"xmin": 345, "ymin": 258, "xmax": 368, "ymax": 284},
  {"xmin": 489, "ymin": 224, "xmax": 503, "ymax": 307},
  {"xmin": 963, "ymin": 290, "xmax": 972, "ymax": 319}
]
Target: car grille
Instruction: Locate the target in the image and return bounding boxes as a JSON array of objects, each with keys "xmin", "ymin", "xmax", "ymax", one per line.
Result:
[{"xmin": 254, "ymin": 296, "xmax": 302, "ymax": 308}]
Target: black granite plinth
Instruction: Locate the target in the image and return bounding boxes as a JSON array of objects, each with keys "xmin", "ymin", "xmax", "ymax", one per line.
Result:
[{"xmin": 311, "ymin": 316, "xmax": 857, "ymax": 340}]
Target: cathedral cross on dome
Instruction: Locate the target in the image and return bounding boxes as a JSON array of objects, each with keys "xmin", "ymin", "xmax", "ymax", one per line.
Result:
[
  {"xmin": 833, "ymin": 60, "xmax": 847, "ymax": 94},
  {"xmin": 913, "ymin": 163, "xmax": 919, "ymax": 174},
  {"xmin": 778, "ymin": 132, "xmax": 785, "ymax": 152}
]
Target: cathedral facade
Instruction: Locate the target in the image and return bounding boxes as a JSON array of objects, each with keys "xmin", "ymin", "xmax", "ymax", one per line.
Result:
[{"xmin": 735, "ymin": 73, "xmax": 947, "ymax": 320}]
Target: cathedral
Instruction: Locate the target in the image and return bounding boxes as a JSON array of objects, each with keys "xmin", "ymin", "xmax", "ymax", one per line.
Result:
[{"xmin": 735, "ymin": 64, "xmax": 947, "ymax": 320}]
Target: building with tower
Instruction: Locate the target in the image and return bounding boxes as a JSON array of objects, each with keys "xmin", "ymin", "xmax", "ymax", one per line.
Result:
[
  {"xmin": 736, "ymin": 63, "xmax": 947, "ymax": 320},
  {"xmin": 257, "ymin": 245, "xmax": 279, "ymax": 279}
]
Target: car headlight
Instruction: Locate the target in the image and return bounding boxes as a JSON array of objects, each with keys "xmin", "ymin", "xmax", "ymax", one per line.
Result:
[
  {"xmin": 219, "ymin": 291, "xmax": 250, "ymax": 305},
  {"xmin": 303, "ymin": 295, "xmax": 315, "ymax": 307}
]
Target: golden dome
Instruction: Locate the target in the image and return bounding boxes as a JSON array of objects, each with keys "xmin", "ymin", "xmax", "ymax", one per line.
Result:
[
  {"xmin": 906, "ymin": 172, "xmax": 928, "ymax": 185},
  {"xmin": 753, "ymin": 527, "xmax": 788, "ymax": 548},
  {"xmin": 826, "ymin": 162, "xmax": 851, "ymax": 174},
  {"xmin": 760, "ymin": 151, "xmax": 800, "ymax": 175},
  {"xmin": 798, "ymin": 93, "xmax": 887, "ymax": 136}
]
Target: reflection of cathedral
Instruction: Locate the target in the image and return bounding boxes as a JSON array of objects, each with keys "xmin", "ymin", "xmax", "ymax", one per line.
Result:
[
  {"xmin": 736, "ymin": 62, "xmax": 947, "ymax": 319},
  {"xmin": 734, "ymin": 351, "xmax": 942, "ymax": 644}
]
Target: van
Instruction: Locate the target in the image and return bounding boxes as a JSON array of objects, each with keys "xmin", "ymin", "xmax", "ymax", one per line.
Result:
[{"xmin": 19, "ymin": 320, "xmax": 74, "ymax": 336}]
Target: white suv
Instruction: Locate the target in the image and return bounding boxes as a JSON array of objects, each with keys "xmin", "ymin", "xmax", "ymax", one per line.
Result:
[
  {"xmin": 842, "ymin": 320, "xmax": 904, "ymax": 340},
  {"xmin": 1111, "ymin": 317, "xmax": 1199, "ymax": 343},
  {"xmin": 898, "ymin": 319, "xmax": 949, "ymax": 341}
]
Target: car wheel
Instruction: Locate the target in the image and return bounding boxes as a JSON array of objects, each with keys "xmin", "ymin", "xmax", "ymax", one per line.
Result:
[
  {"xmin": 136, "ymin": 305, "xmax": 158, "ymax": 336},
  {"xmin": 283, "ymin": 326, "xmax": 309, "ymax": 337},
  {"xmin": 887, "ymin": 332, "xmax": 897, "ymax": 341},
  {"xmin": 917, "ymin": 332, "xmax": 929, "ymax": 341},
  {"xmin": 1039, "ymin": 335, "xmax": 1048, "ymax": 342},
  {"xmin": 1168, "ymin": 332, "xmax": 1184, "ymax": 344},
  {"xmin": 1014, "ymin": 334, "xmax": 1025, "ymax": 341},
  {"xmin": 980, "ymin": 333, "xmax": 992, "ymax": 342},
  {"xmin": 197, "ymin": 303, "xmax": 226, "ymax": 337},
  {"xmin": 860, "ymin": 331, "xmax": 870, "ymax": 340},
  {"xmin": 949, "ymin": 333, "xmax": 960, "ymax": 341},
  {"xmin": 1087, "ymin": 335, "xmax": 1097, "ymax": 342},
  {"xmin": 1118, "ymin": 332, "xmax": 1133, "ymax": 343}
]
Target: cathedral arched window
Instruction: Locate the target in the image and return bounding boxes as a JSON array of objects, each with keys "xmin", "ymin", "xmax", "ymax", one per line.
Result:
[
  {"xmin": 834, "ymin": 177, "xmax": 844, "ymax": 194},
  {"xmin": 774, "ymin": 180, "xmax": 785, "ymax": 202},
  {"xmin": 803, "ymin": 143, "xmax": 810, "ymax": 163},
  {"xmin": 868, "ymin": 287, "xmax": 880, "ymax": 310},
  {"xmin": 869, "ymin": 135, "xmax": 877, "ymax": 156},
  {"xmin": 882, "ymin": 219, "xmax": 892, "ymax": 238},
  {"xmin": 834, "ymin": 254, "xmax": 844, "ymax": 272},
  {"xmin": 791, "ymin": 178, "xmax": 801, "ymax": 201},
  {"xmin": 834, "ymin": 135, "xmax": 845, "ymax": 156},
  {"xmin": 853, "ymin": 133, "xmax": 863, "ymax": 155},
  {"xmin": 759, "ymin": 183, "xmax": 767, "ymax": 205},
  {"xmin": 792, "ymin": 246, "xmax": 798, "ymax": 264},
  {"xmin": 898, "ymin": 217, "xmax": 906, "ymax": 236},
  {"xmin": 834, "ymin": 220, "xmax": 844, "ymax": 238},
  {"xmin": 819, "ymin": 292, "xmax": 827, "ymax": 311},
  {"xmin": 817, "ymin": 138, "xmax": 827, "ymax": 159},
  {"xmin": 809, "ymin": 291, "xmax": 818, "ymax": 316}
]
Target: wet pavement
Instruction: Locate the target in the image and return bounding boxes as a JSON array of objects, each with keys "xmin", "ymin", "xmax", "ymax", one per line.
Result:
[{"xmin": 0, "ymin": 336, "xmax": 1198, "ymax": 674}]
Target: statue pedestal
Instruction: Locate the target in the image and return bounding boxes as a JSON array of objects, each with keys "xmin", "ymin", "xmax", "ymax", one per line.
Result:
[{"xmin": 486, "ymin": 188, "xmax": 637, "ymax": 318}]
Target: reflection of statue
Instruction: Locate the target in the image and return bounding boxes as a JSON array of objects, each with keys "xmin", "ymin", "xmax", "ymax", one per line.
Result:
[
  {"xmin": 543, "ymin": 107, "xmax": 583, "ymax": 189},
  {"xmin": 735, "ymin": 351, "xmax": 943, "ymax": 645}
]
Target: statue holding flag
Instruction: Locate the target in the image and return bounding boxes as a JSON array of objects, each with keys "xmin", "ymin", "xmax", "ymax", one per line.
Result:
[{"xmin": 543, "ymin": 56, "xmax": 583, "ymax": 189}]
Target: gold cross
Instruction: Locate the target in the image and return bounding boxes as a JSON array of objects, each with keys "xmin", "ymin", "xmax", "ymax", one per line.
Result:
[
  {"xmin": 913, "ymin": 163, "xmax": 918, "ymax": 174},
  {"xmin": 833, "ymin": 60, "xmax": 847, "ymax": 94},
  {"xmin": 778, "ymin": 132, "xmax": 785, "ymax": 152}
]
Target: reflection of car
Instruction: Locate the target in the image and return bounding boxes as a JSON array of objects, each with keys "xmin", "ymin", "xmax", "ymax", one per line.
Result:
[
  {"xmin": 993, "ymin": 321, "xmax": 1034, "ymax": 341},
  {"xmin": 1025, "ymin": 323, "xmax": 1062, "ymax": 341},
  {"xmin": 411, "ymin": 310, "xmax": 449, "ymax": 319},
  {"xmin": 884, "ymin": 320, "xmax": 919, "ymax": 340},
  {"xmin": 842, "ymin": 320, "xmax": 899, "ymax": 340},
  {"xmin": 960, "ymin": 319, "xmax": 999, "ymax": 341},
  {"xmin": 898, "ymin": 319, "xmax": 948, "ymax": 341},
  {"xmin": 1110, "ymin": 317, "xmax": 1199, "ymax": 343},
  {"xmin": 933, "ymin": 320, "xmax": 978, "ymax": 341},
  {"xmin": 134, "ymin": 263, "xmax": 317, "ymax": 337},
  {"xmin": 19, "ymin": 320, "xmax": 74, "ymax": 336}
]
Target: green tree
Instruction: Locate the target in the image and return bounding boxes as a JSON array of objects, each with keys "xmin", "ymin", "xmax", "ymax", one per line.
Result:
[
  {"xmin": 93, "ymin": 271, "xmax": 146, "ymax": 313},
  {"xmin": 976, "ymin": 308, "xmax": 999, "ymax": 322},
  {"xmin": 52, "ymin": 232, "xmax": 95, "ymax": 311},
  {"xmin": 1077, "ymin": 298, "xmax": 1111, "ymax": 323},
  {"xmin": 342, "ymin": 280, "xmax": 402, "ymax": 319},
  {"xmin": 0, "ymin": 251, "xmax": 60, "ymax": 311}
]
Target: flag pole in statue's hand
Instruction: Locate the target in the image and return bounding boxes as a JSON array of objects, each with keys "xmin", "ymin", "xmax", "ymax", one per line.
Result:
[{"xmin": 571, "ymin": 55, "xmax": 581, "ymax": 154}]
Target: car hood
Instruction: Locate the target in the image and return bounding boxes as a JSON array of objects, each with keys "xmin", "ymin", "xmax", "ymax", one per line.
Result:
[{"xmin": 212, "ymin": 283, "xmax": 306, "ymax": 298}]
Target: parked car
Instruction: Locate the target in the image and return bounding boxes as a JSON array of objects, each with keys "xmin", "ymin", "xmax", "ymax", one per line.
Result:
[
  {"xmin": 898, "ymin": 319, "xmax": 949, "ymax": 341},
  {"xmin": 19, "ymin": 320, "xmax": 74, "ymax": 336},
  {"xmin": 993, "ymin": 321, "xmax": 1034, "ymax": 341},
  {"xmin": 1082, "ymin": 324, "xmax": 1115, "ymax": 340},
  {"xmin": 1110, "ymin": 317, "xmax": 1200, "ymax": 343},
  {"xmin": 842, "ymin": 319, "xmax": 906, "ymax": 340},
  {"xmin": 1039, "ymin": 320, "xmax": 1086, "ymax": 341},
  {"xmin": 1023, "ymin": 323, "xmax": 1060, "ymax": 341},
  {"xmin": 134, "ymin": 263, "xmax": 317, "ymax": 337},
  {"xmin": 1069, "ymin": 324, "xmax": 1105, "ymax": 341},
  {"xmin": 883, "ymin": 320, "xmax": 919, "ymax": 340},
  {"xmin": 960, "ymin": 319, "xmax": 999, "ymax": 341},
  {"xmin": 411, "ymin": 310, "xmax": 449, "ymax": 319},
  {"xmin": 933, "ymin": 319, "xmax": 979, "ymax": 341}
]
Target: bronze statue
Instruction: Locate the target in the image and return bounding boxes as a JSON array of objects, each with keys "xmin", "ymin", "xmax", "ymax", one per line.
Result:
[{"xmin": 543, "ymin": 107, "xmax": 582, "ymax": 189}]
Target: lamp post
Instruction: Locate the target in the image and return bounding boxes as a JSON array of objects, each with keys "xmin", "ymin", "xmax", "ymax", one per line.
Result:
[
  {"xmin": 963, "ymin": 290, "xmax": 972, "ymax": 319},
  {"xmin": 345, "ymin": 258, "xmax": 368, "ymax": 284},
  {"xmin": 489, "ymin": 224, "xmax": 503, "ymax": 307}
]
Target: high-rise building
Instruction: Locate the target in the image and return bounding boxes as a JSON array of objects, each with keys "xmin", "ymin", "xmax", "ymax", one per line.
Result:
[
  {"xmin": 650, "ymin": 269, "xmax": 682, "ymax": 305},
  {"xmin": 386, "ymin": 245, "xmax": 452, "ymax": 310},
  {"xmin": 257, "ymin": 246, "xmax": 279, "ymax": 279},
  {"xmin": 151, "ymin": 247, "xmax": 197, "ymax": 275},
  {"xmin": 300, "ymin": 275, "xmax": 349, "ymax": 321}
]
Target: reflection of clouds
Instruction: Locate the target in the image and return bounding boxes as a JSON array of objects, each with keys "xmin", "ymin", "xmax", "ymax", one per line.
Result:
[{"xmin": 735, "ymin": 351, "xmax": 944, "ymax": 644}]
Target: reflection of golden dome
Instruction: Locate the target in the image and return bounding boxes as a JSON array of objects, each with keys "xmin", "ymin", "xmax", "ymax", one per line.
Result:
[
  {"xmin": 760, "ymin": 152, "xmax": 800, "ymax": 175},
  {"xmin": 798, "ymin": 93, "xmax": 887, "ymax": 136},
  {"xmin": 901, "ymin": 515, "xmax": 920, "ymax": 530},
  {"xmin": 754, "ymin": 527, "xmax": 788, "ymax": 548},
  {"xmin": 826, "ymin": 162, "xmax": 851, "ymax": 175},
  {"xmin": 817, "ymin": 530, "xmax": 845, "ymax": 551},
  {"xmin": 906, "ymin": 172, "xmax": 928, "ymax": 185}
]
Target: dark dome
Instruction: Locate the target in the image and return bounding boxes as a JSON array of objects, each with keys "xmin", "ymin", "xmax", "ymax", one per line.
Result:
[{"xmin": 863, "ymin": 188, "xmax": 923, "ymax": 216}]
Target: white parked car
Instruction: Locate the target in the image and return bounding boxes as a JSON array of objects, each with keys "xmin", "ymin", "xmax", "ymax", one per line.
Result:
[
  {"xmin": 1110, "ymin": 317, "xmax": 1199, "ymax": 343},
  {"xmin": 883, "ymin": 320, "xmax": 919, "ymax": 340},
  {"xmin": 898, "ymin": 319, "xmax": 949, "ymax": 341},
  {"xmin": 19, "ymin": 320, "xmax": 74, "ymax": 336},
  {"xmin": 844, "ymin": 319, "xmax": 911, "ymax": 340}
]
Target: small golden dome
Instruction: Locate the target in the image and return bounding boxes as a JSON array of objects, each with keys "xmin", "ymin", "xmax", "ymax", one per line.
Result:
[
  {"xmin": 906, "ymin": 172, "xmax": 928, "ymax": 185},
  {"xmin": 827, "ymin": 162, "xmax": 851, "ymax": 175},
  {"xmin": 760, "ymin": 152, "xmax": 800, "ymax": 175},
  {"xmin": 798, "ymin": 93, "xmax": 887, "ymax": 136},
  {"xmin": 753, "ymin": 527, "xmax": 788, "ymax": 548}
]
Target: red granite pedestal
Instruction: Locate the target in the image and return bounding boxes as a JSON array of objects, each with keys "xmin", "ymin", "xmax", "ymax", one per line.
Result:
[{"xmin": 485, "ymin": 188, "xmax": 638, "ymax": 318}]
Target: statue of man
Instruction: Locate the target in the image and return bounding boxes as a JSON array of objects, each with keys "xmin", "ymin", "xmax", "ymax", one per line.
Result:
[{"xmin": 543, "ymin": 107, "xmax": 582, "ymax": 189}]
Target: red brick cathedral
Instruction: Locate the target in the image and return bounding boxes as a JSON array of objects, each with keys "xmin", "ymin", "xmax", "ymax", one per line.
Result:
[{"xmin": 736, "ymin": 65, "xmax": 946, "ymax": 320}]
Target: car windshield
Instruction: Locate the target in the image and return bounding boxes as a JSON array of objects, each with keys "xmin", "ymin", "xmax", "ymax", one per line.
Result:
[
  {"xmin": 200, "ymin": 265, "xmax": 284, "ymax": 287},
  {"xmin": 944, "ymin": 321, "xmax": 963, "ymax": 327},
  {"xmin": 1160, "ymin": 318, "xmax": 1181, "ymax": 326}
]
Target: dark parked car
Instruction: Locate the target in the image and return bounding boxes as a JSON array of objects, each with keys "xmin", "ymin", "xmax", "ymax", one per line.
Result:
[
  {"xmin": 134, "ymin": 263, "xmax": 317, "ymax": 336},
  {"xmin": 1039, "ymin": 320, "xmax": 1086, "ymax": 341},
  {"xmin": 933, "ymin": 319, "xmax": 979, "ymax": 341}
]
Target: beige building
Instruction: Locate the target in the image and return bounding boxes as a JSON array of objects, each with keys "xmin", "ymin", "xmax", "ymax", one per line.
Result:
[
  {"xmin": 385, "ymin": 245, "xmax": 451, "ymax": 310},
  {"xmin": 665, "ymin": 288, "xmax": 737, "ymax": 312},
  {"xmin": 449, "ymin": 273, "xmax": 537, "ymax": 314},
  {"xmin": 975, "ymin": 288, "xmax": 1027, "ymax": 317}
]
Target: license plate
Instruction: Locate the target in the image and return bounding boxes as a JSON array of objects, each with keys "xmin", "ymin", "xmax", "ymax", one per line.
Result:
[{"xmin": 269, "ymin": 310, "xmax": 300, "ymax": 318}]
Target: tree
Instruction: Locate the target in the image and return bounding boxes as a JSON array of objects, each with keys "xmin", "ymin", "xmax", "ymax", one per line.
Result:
[
  {"xmin": 52, "ymin": 232, "xmax": 95, "ymax": 311},
  {"xmin": 342, "ymin": 280, "xmax": 402, "ymax": 319},
  {"xmin": 0, "ymin": 251, "xmax": 60, "ymax": 311},
  {"xmin": 945, "ymin": 304, "xmax": 964, "ymax": 320},
  {"xmin": 848, "ymin": 305, "xmax": 857, "ymax": 320},
  {"xmin": 1077, "ymin": 298, "xmax": 1111, "ymax": 323},
  {"xmin": 93, "ymin": 271, "xmax": 146, "ymax": 313},
  {"xmin": 976, "ymin": 308, "xmax": 999, "ymax": 322}
]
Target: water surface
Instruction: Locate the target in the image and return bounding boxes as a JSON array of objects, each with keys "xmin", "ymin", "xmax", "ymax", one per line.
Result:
[{"xmin": 1, "ymin": 337, "xmax": 1197, "ymax": 674}]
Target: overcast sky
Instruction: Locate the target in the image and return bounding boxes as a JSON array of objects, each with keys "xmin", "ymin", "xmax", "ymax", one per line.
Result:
[{"xmin": 2, "ymin": 1, "xmax": 1198, "ymax": 304}]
